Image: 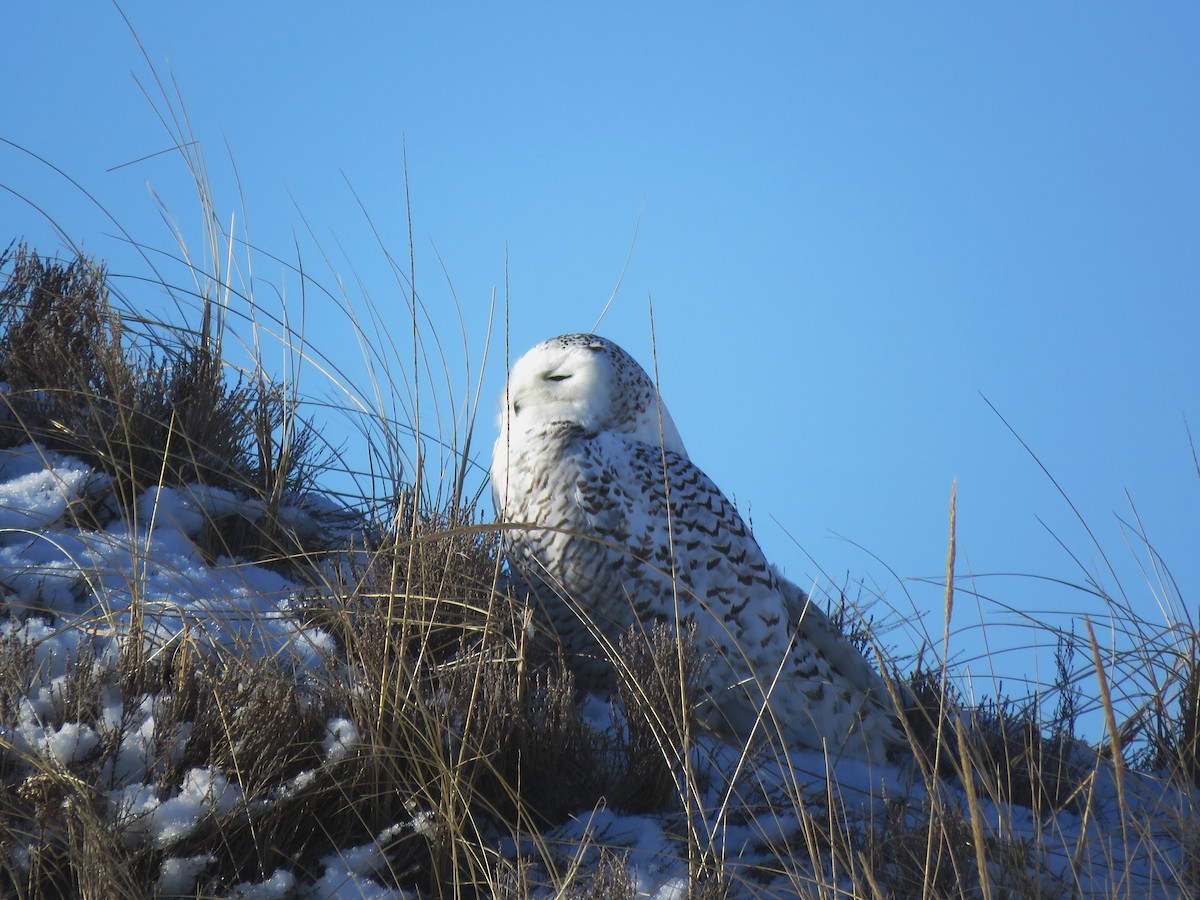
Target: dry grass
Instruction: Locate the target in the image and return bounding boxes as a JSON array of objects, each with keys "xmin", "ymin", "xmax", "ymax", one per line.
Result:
[
  {"xmin": 0, "ymin": 242, "xmax": 330, "ymax": 577},
  {"xmin": 1, "ymin": 69, "xmax": 1197, "ymax": 894},
  {"xmin": 0, "ymin": 234, "xmax": 1197, "ymax": 896}
]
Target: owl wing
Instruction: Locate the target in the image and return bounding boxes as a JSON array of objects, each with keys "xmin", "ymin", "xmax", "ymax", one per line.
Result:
[
  {"xmin": 626, "ymin": 441, "xmax": 888, "ymax": 696},
  {"xmin": 615, "ymin": 439, "xmax": 798, "ymax": 664},
  {"xmin": 617, "ymin": 439, "xmax": 902, "ymax": 756},
  {"xmin": 777, "ymin": 574, "xmax": 892, "ymax": 699}
]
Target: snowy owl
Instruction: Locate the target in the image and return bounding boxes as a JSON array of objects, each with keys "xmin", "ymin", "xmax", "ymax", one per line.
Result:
[{"xmin": 491, "ymin": 333, "xmax": 903, "ymax": 761}]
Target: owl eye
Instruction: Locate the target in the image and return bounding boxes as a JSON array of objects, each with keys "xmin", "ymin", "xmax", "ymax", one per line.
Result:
[{"xmin": 545, "ymin": 373, "xmax": 572, "ymax": 382}]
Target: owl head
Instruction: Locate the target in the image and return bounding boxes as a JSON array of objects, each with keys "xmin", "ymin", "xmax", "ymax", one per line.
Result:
[{"xmin": 497, "ymin": 333, "xmax": 687, "ymax": 454}]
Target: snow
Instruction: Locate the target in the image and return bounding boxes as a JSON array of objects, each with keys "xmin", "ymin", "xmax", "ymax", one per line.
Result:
[
  {"xmin": 323, "ymin": 716, "xmax": 359, "ymax": 760},
  {"xmin": 157, "ymin": 854, "xmax": 216, "ymax": 893},
  {"xmin": 0, "ymin": 446, "xmax": 335, "ymax": 668},
  {"xmin": 0, "ymin": 438, "xmax": 1196, "ymax": 897},
  {"xmin": 224, "ymin": 868, "xmax": 297, "ymax": 899},
  {"xmin": 0, "ymin": 445, "xmax": 93, "ymax": 530}
]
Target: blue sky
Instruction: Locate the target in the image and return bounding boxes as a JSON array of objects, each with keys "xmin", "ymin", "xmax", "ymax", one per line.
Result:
[{"xmin": 4, "ymin": 4, "xmax": 1198, "ymax": 718}]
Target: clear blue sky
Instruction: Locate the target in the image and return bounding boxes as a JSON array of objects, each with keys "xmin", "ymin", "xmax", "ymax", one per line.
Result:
[{"xmin": 4, "ymin": 4, "xmax": 1198, "ymax": 718}]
